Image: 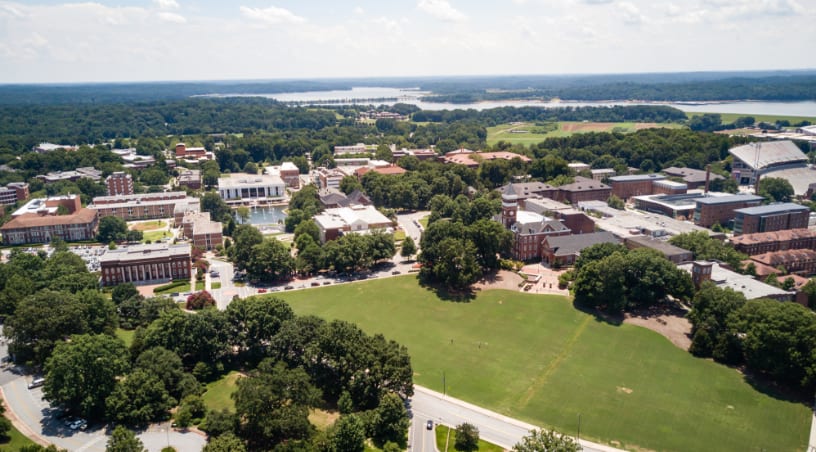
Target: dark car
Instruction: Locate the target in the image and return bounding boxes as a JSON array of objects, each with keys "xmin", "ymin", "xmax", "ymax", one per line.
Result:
[
  {"xmin": 284, "ymin": 286, "xmax": 294, "ymax": 290},
  {"xmin": 391, "ymin": 270, "xmax": 401, "ymax": 275},
  {"xmin": 426, "ymin": 420, "xmax": 433, "ymax": 430}
]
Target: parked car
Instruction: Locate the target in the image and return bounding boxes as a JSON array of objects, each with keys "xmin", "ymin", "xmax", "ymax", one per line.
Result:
[
  {"xmin": 426, "ymin": 420, "xmax": 433, "ymax": 430},
  {"xmin": 391, "ymin": 270, "xmax": 401, "ymax": 275},
  {"xmin": 28, "ymin": 377, "xmax": 45, "ymax": 389},
  {"xmin": 284, "ymin": 286, "xmax": 294, "ymax": 290},
  {"xmin": 311, "ymin": 282, "xmax": 320, "ymax": 287},
  {"xmin": 258, "ymin": 288, "xmax": 267, "ymax": 293},
  {"xmin": 322, "ymin": 281, "xmax": 331, "ymax": 285},
  {"xmin": 69, "ymin": 419, "xmax": 87, "ymax": 430}
]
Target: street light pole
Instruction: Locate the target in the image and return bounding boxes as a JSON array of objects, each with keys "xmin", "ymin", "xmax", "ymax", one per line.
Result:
[
  {"xmin": 442, "ymin": 371, "xmax": 446, "ymax": 396},
  {"xmin": 577, "ymin": 413, "xmax": 582, "ymax": 443}
]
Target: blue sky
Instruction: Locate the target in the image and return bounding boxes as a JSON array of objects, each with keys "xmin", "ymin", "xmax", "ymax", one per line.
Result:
[{"xmin": 0, "ymin": 0, "xmax": 813, "ymax": 83}]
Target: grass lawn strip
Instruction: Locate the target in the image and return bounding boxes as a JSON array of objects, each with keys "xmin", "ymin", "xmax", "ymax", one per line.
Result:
[
  {"xmin": 115, "ymin": 328, "xmax": 135, "ymax": 348},
  {"xmin": 0, "ymin": 420, "xmax": 36, "ymax": 451},
  {"xmin": 277, "ymin": 276, "xmax": 810, "ymax": 452},
  {"xmin": 435, "ymin": 425, "xmax": 503, "ymax": 452}
]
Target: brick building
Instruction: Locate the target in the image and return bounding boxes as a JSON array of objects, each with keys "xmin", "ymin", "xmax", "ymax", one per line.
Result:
[
  {"xmin": 279, "ymin": 162, "xmax": 301, "ymax": 188},
  {"xmin": 313, "ymin": 205, "xmax": 394, "ymax": 243},
  {"xmin": 100, "ymin": 243, "xmax": 191, "ymax": 286},
  {"xmin": 733, "ymin": 203, "xmax": 810, "ymax": 235},
  {"xmin": 652, "ymin": 179, "xmax": 688, "ymax": 195},
  {"xmin": 315, "ymin": 167, "xmax": 347, "ymax": 190},
  {"xmin": 678, "ymin": 260, "xmax": 793, "ymax": 301},
  {"xmin": 749, "ymin": 249, "xmax": 816, "ymax": 276},
  {"xmin": 175, "ymin": 143, "xmax": 210, "ymax": 159},
  {"xmin": 0, "ymin": 195, "xmax": 98, "ymax": 245},
  {"xmin": 608, "ymin": 174, "xmax": 667, "ymax": 200},
  {"xmin": 556, "ymin": 177, "xmax": 612, "ymax": 204},
  {"xmin": 89, "ymin": 192, "xmax": 195, "ymax": 221},
  {"xmin": 106, "ymin": 171, "xmax": 134, "ymax": 196},
  {"xmin": 177, "ymin": 169, "xmax": 202, "ymax": 190},
  {"xmin": 730, "ymin": 229, "xmax": 816, "ymax": 255},
  {"xmin": 180, "ymin": 211, "xmax": 223, "ymax": 250},
  {"xmin": 498, "ymin": 187, "xmax": 570, "ymax": 261},
  {"xmin": 0, "ymin": 182, "xmax": 29, "ymax": 206},
  {"xmin": 661, "ymin": 166, "xmax": 724, "ymax": 190},
  {"xmin": 693, "ymin": 194, "xmax": 764, "ymax": 228},
  {"xmin": 541, "ymin": 231, "xmax": 620, "ymax": 267},
  {"xmin": 624, "ymin": 236, "xmax": 693, "ymax": 264}
]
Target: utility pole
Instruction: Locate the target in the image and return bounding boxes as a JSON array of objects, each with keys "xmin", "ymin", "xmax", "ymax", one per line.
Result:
[
  {"xmin": 442, "ymin": 371, "xmax": 446, "ymax": 396},
  {"xmin": 577, "ymin": 413, "xmax": 582, "ymax": 443}
]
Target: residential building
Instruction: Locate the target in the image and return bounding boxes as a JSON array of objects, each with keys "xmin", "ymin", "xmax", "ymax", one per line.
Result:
[
  {"xmin": 177, "ymin": 169, "xmax": 202, "ymax": 190},
  {"xmin": 733, "ymin": 203, "xmax": 810, "ymax": 235},
  {"xmin": 313, "ymin": 205, "xmax": 394, "ymax": 243},
  {"xmin": 730, "ymin": 229, "xmax": 816, "ymax": 255},
  {"xmin": 693, "ymin": 194, "xmax": 765, "ymax": 228},
  {"xmin": 0, "ymin": 195, "xmax": 98, "ymax": 245},
  {"xmin": 541, "ymin": 231, "xmax": 620, "ymax": 267},
  {"xmin": 217, "ymin": 174, "xmax": 285, "ymax": 202},
  {"xmin": 89, "ymin": 192, "xmax": 193, "ymax": 221},
  {"xmin": 609, "ymin": 174, "xmax": 667, "ymax": 200},
  {"xmin": 678, "ymin": 260, "xmax": 793, "ymax": 301},
  {"xmin": 106, "ymin": 172, "xmax": 134, "ymax": 196},
  {"xmin": 749, "ymin": 249, "xmax": 816, "ymax": 276},
  {"xmin": 0, "ymin": 182, "xmax": 28, "ymax": 206},
  {"xmin": 99, "ymin": 243, "xmax": 191, "ymax": 286},
  {"xmin": 729, "ymin": 140, "xmax": 808, "ymax": 186},
  {"xmin": 661, "ymin": 166, "xmax": 724, "ymax": 190},
  {"xmin": 624, "ymin": 236, "xmax": 693, "ymax": 264}
]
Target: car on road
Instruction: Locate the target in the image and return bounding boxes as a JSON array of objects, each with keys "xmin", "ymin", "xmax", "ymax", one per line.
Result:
[
  {"xmin": 391, "ymin": 270, "xmax": 401, "ymax": 275},
  {"xmin": 258, "ymin": 288, "xmax": 267, "ymax": 293},
  {"xmin": 322, "ymin": 281, "xmax": 331, "ymax": 285},
  {"xmin": 284, "ymin": 286, "xmax": 294, "ymax": 290},
  {"xmin": 210, "ymin": 271, "xmax": 220, "ymax": 277},
  {"xmin": 310, "ymin": 282, "xmax": 320, "ymax": 287},
  {"xmin": 28, "ymin": 377, "xmax": 45, "ymax": 389},
  {"xmin": 426, "ymin": 420, "xmax": 433, "ymax": 430}
]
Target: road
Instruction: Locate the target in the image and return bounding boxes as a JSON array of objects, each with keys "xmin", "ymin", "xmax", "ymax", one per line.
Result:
[
  {"xmin": 410, "ymin": 386, "xmax": 622, "ymax": 452},
  {"xmin": 396, "ymin": 210, "xmax": 429, "ymax": 247}
]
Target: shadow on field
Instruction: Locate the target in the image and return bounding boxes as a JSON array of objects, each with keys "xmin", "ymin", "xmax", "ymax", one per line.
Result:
[
  {"xmin": 571, "ymin": 298, "xmax": 623, "ymax": 326},
  {"xmin": 741, "ymin": 368, "xmax": 812, "ymax": 406},
  {"xmin": 418, "ymin": 279, "xmax": 476, "ymax": 302}
]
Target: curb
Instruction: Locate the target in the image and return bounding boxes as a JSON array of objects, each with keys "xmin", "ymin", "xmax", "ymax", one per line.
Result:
[{"xmin": 0, "ymin": 386, "xmax": 50, "ymax": 447}]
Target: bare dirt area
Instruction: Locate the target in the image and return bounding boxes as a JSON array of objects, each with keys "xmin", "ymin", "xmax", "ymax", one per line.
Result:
[
  {"xmin": 561, "ymin": 122, "xmax": 662, "ymax": 133},
  {"xmin": 624, "ymin": 305, "xmax": 692, "ymax": 351},
  {"xmin": 473, "ymin": 270, "xmax": 524, "ymax": 291}
]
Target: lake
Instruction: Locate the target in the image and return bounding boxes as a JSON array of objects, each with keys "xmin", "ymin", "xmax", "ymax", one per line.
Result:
[{"xmin": 205, "ymin": 87, "xmax": 816, "ymax": 117}]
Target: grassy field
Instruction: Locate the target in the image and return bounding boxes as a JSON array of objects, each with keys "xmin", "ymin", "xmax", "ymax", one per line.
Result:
[
  {"xmin": 129, "ymin": 220, "xmax": 167, "ymax": 231},
  {"xmin": 115, "ymin": 328, "xmax": 135, "ymax": 347},
  {"xmin": 0, "ymin": 422, "xmax": 36, "ymax": 451},
  {"xmin": 202, "ymin": 371, "xmax": 243, "ymax": 413},
  {"xmin": 487, "ymin": 121, "xmax": 684, "ymax": 146},
  {"xmin": 435, "ymin": 425, "xmax": 503, "ymax": 452},
  {"xmin": 277, "ymin": 276, "xmax": 810, "ymax": 452},
  {"xmin": 688, "ymin": 111, "xmax": 816, "ymax": 125},
  {"xmin": 142, "ymin": 230, "xmax": 172, "ymax": 243}
]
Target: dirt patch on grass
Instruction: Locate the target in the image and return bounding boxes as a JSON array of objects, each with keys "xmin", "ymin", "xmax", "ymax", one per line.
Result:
[
  {"xmin": 617, "ymin": 386, "xmax": 633, "ymax": 394},
  {"xmin": 624, "ymin": 305, "xmax": 692, "ymax": 351},
  {"xmin": 309, "ymin": 408, "xmax": 340, "ymax": 431},
  {"xmin": 130, "ymin": 220, "xmax": 167, "ymax": 231},
  {"xmin": 473, "ymin": 270, "xmax": 524, "ymax": 291}
]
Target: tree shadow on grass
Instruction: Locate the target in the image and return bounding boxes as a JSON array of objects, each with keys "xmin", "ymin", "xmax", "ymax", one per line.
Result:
[
  {"xmin": 740, "ymin": 367, "xmax": 813, "ymax": 406},
  {"xmin": 571, "ymin": 298, "xmax": 623, "ymax": 326},
  {"xmin": 418, "ymin": 279, "xmax": 477, "ymax": 303}
]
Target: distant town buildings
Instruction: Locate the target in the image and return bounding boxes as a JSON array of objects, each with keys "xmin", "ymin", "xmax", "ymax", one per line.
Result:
[
  {"xmin": 33, "ymin": 143, "xmax": 78, "ymax": 153},
  {"xmin": 333, "ymin": 143, "xmax": 374, "ymax": 156},
  {"xmin": 37, "ymin": 167, "xmax": 102, "ymax": 184},
  {"xmin": 679, "ymin": 260, "xmax": 793, "ymax": 301},
  {"xmin": 112, "ymin": 148, "xmax": 157, "ymax": 169},
  {"xmin": 354, "ymin": 165, "xmax": 407, "ymax": 180},
  {"xmin": 217, "ymin": 174, "xmax": 285, "ymax": 203},
  {"xmin": 106, "ymin": 171, "xmax": 134, "ymax": 196},
  {"xmin": 392, "ymin": 148, "xmax": 438, "ymax": 161},
  {"xmin": 99, "ymin": 243, "xmax": 191, "ymax": 286},
  {"xmin": 0, "ymin": 182, "xmax": 29, "ymax": 206},
  {"xmin": 0, "ymin": 195, "xmax": 98, "ymax": 245},
  {"xmin": 730, "ymin": 228, "xmax": 816, "ymax": 255},
  {"xmin": 313, "ymin": 205, "xmax": 394, "ymax": 243}
]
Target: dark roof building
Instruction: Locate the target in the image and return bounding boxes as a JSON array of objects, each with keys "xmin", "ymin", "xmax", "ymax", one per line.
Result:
[
  {"xmin": 541, "ymin": 231, "xmax": 620, "ymax": 267},
  {"xmin": 734, "ymin": 203, "xmax": 810, "ymax": 235},
  {"xmin": 624, "ymin": 235, "xmax": 693, "ymax": 264}
]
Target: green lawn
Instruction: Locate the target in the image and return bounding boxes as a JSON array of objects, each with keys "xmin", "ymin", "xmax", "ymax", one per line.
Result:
[
  {"xmin": 277, "ymin": 277, "xmax": 811, "ymax": 452},
  {"xmin": 142, "ymin": 230, "xmax": 172, "ymax": 243},
  {"xmin": 195, "ymin": 281, "xmax": 205, "ymax": 291},
  {"xmin": 435, "ymin": 425, "xmax": 503, "ymax": 452},
  {"xmin": 487, "ymin": 121, "xmax": 684, "ymax": 146},
  {"xmin": 418, "ymin": 216, "xmax": 429, "ymax": 229},
  {"xmin": 202, "ymin": 371, "xmax": 243, "ymax": 413},
  {"xmin": 688, "ymin": 111, "xmax": 816, "ymax": 125},
  {"xmin": 0, "ymin": 421, "xmax": 36, "ymax": 451},
  {"xmin": 394, "ymin": 230, "xmax": 406, "ymax": 241},
  {"xmin": 212, "ymin": 282, "xmax": 222, "ymax": 290},
  {"xmin": 115, "ymin": 328, "xmax": 135, "ymax": 348}
]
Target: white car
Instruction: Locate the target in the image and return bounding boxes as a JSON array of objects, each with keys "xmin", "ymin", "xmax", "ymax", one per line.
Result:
[{"xmin": 69, "ymin": 419, "xmax": 87, "ymax": 430}]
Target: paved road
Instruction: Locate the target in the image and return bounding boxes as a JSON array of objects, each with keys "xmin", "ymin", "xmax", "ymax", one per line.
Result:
[
  {"xmin": 409, "ymin": 413, "xmax": 438, "ymax": 452},
  {"xmin": 410, "ymin": 386, "xmax": 621, "ymax": 452},
  {"xmin": 396, "ymin": 210, "xmax": 429, "ymax": 247}
]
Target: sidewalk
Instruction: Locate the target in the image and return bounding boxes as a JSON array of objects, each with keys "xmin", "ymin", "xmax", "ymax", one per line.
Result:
[
  {"xmin": 809, "ymin": 409, "xmax": 816, "ymax": 452},
  {"xmin": 414, "ymin": 386, "xmax": 623, "ymax": 452}
]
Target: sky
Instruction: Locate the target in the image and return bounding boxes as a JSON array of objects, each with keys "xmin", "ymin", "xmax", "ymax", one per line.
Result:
[{"xmin": 0, "ymin": 0, "xmax": 813, "ymax": 84}]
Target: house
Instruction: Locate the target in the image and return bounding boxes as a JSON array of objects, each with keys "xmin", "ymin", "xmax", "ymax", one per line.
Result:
[
  {"xmin": 0, "ymin": 195, "xmax": 98, "ymax": 245},
  {"xmin": 733, "ymin": 203, "xmax": 810, "ymax": 235},
  {"xmin": 99, "ymin": 243, "xmax": 191, "ymax": 286},
  {"xmin": 313, "ymin": 205, "xmax": 394, "ymax": 243},
  {"xmin": 541, "ymin": 231, "xmax": 620, "ymax": 267}
]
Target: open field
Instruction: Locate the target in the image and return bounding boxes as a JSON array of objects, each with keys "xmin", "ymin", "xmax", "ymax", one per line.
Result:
[
  {"xmin": 278, "ymin": 276, "xmax": 810, "ymax": 452},
  {"xmin": 129, "ymin": 220, "xmax": 167, "ymax": 231},
  {"xmin": 435, "ymin": 425, "xmax": 503, "ymax": 452},
  {"xmin": 202, "ymin": 371, "xmax": 243, "ymax": 413},
  {"xmin": 487, "ymin": 121, "xmax": 683, "ymax": 146},
  {"xmin": 688, "ymin": 111, "xmax": 816, "ymax": 125},
  {"xmin": 115, "ymin": 328, "xmax": 135, "ymax": 347},
  {"xmin": 142, "ymin": 230, "xmax": 171, "ymax": 243}
]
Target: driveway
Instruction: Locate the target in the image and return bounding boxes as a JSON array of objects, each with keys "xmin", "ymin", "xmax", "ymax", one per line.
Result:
[{"xmin": 396, "ymin": 210, "xmax": 430, "ymax": 248}]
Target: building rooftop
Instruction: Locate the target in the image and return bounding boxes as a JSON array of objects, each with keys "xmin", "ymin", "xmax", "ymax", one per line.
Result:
[
  {"xmin": 730, "ymin": 228, "xmax": 816, "ymax": 246},
  {"xmin": 1, "ymin": 208, "xmax": 96, "ymax": 230},
  {"xmin": 729, "ymin": 140, "xmax": 807, "ymax": 170},
  {"xmin": 625, "ymin": 235, "xmax": 692, "ymax": 259},
  {"xmin": 662, "ymin": 166, "xmax": 725, "ymax": 184},
  {"xmin": 313, "ymin": 205, "xmax": 392, "ymax": 230},
  {"xmin": 280, "ymin": 162, "xmax": 299, "ymax": 172},
  {"xmin": 579, "ymin": 202, "xmax": 722, "ymax": 238},
  {"xmin": 558, "ymin": 176, "xmax": 610, "ymax": 192},
  {"xmin": 100, "ymin": 243, "xmax": 191, "ymax": 264},
  {"xmin": 678, "ymin": 261, "xmax": 793, "ymax": 300},
  {"xmin": 608, "ymin": 174, "xmax": 666, "ymax": 183},
  {"xmin": 218, "ymin": 173, "xmax": 285, "ymax": 189},
  {"xmin": 694, "ymin": 194, "xmax": 765, "ymax": 205},
  {"xmin": 544, "ymin": 231, "xmax": 620, "ymax": 257},
  {"xmin": 734, "ymin": 203, "xmax": 809, "ymax": 216}
]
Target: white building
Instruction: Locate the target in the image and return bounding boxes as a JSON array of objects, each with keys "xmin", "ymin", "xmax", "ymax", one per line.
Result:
[
  {"xmin": 313, "ymin": 205, "xmax": 394, "ymax": 243},
  {"xmin": 217, "ymin": 174, "xmax": 285, "ymax": 202}
]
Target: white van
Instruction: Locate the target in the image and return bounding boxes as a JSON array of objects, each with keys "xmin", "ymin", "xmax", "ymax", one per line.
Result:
[{"xmin": 27, "ymin": 377, "xmax": 45, "ymax": 389}]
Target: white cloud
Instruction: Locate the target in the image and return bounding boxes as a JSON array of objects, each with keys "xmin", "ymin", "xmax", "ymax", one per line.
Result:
[
  {"xmin": 153, "ymin": 0, "xmax": 180, "ymax": 11},
  {"xmin": 373, "ymin": 16, "xmax": 402, "ymax": 34},
  {"xmin": 158, "ymin": 11, "xmax": 186, "ymax": 23},
  {"xmin": 240, "ymin": 5, "xmax": 306, "ymax": 25},
  {"xmin": 0, "ymin": 3, "xmax": 26, "ymax": 18},
  {"xmin": 618, "ymin": 2, "xmax": 645, "ymax": 25},
  {"xmin": 417, "ymin": 0, "xmax": 467, "ymax": 22},
  {"xmin": 354, "ymin": 6, "xmax": 364, "ymax": 15},
  {"xmin": 583, "ymin": 0, "xmax": 614, "ymax": 4}
]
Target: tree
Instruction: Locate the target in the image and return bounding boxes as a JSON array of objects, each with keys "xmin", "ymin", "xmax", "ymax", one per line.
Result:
[
  {"xmin": 202, "ymin": 409, "xmax": 238, "ymax": 438},
  {"xmin": 98, "ymin": 216, "xmax": 128, "ymax": 243},
  {"xmin": 513, "ymin": 429, "xmax": 581, "ymax": 452},
  {"xmin": 134, "ymin": 347, "xmax": 187, "ymax": 399},
  {"xmin": 246, "ymin": 239, "xmax": 295, "ymax": 283},
  {"xmin": 687, "ymin": 282, "xmax": 745, "ymax": 362},
  {"xmin": 293, "ymin": 219, "xmax": 320, "ymax": 245},
  {"xmin": 225, "ymin": 296, "xmax": 295, "ymax": 362},
  {"xmin": 606, "ymin": 195, "xmax": 624, "ymax": 210},
  {"xmin": 0, "ymin": 404, "xmax": 11, "ymax": 441},
  {"xmin": 369, "ymin": 392, "xmax": 409, "ymax": 448},
  {"xmin": 331, "ymin": 414, "xmax": 366, "ymax": 452},
  {"xmin": 112, "ymin": 283, "xmax": 140, "ymax": 305},
  {"xmin": 106, "ymin": 369, "xmax": 175, "ymax": 426},
  {"xmin": 106, "ymin": 425, "xmax": 146, "ymax": 452},
  {"xmin": 242, "ymin": 162, "xmax": 258, "ymax": 174},
  {"xmin": 203, "ymin": 433, "xmax": 247, "ymax": 452},
  {"xmin": 454, "ymin": 423, "xmax": 479, "ymax": 452},
  {"xmin": 232, "ymin": 359, "xmax": 319, "ymax": 450},
  {"xmin": 186, "ymin": 291, "xmax": 216, "ymax": 310},
  {"xmin": 44, "ymin": 334, "xmax": 130, "ymax": 420},
  {"xmin": 400, "ymin": 236, "xmax": 417, "ymax": 260},
  {"xmin": 339, "ymin": 175, "xmax": 362, "ymax": 195},
  {"xmin": 235, "ymin": 207, "xmax": 250, "ymax": 224},
  {"xmin": 802, "ymin": 278, "xmax": 816, "ymax": 309},
  {"xmin": 201, "ymin": 192, "xmax": 232, "ymax": 223},
  {"xmin": 466, "ymin": 219, "xmax": 512, "ymax": 269},
  {"xmin": 758, "ymin": 177, "xmax": 794, "ymax": 203},
  {"xmin": 229, "ymin": 224, "xmax": 263, "ymax": 270},
  {"xmin": 668, "ymin": 231, "xmax": 747, "ymax": 269}
]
